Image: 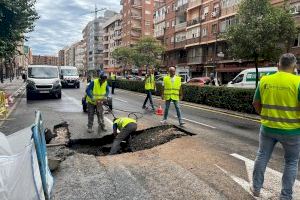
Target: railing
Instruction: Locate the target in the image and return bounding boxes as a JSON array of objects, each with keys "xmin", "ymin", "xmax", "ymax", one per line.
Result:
[
  {"xmin": 154, "ymin": 30, "xmax": 164, "ymax": 38},
  {"xmin": 132, "ymin": 23, "xmax": 142, "ymax": 29},
  {"xmin": 187, "ymin": 17, "xmax": 201, "ymax": 27},
  {"xmin": 175, "ymin": 22, "xmax": 187, "ymax": 32},
  {"xmin": 131, "ymin": 0, "xmax": 142, "ymax": 7},
  {"xmin": 188, "ymin": 56, "xmax": 203, "ymax": 64},
  {"xmin": 176, "ymin": 3, "xmax": 188, "ymax": 13},
  {"xmin": 186, "ymin": 37, "xmax": 200, "ymax": 45},
  {"xmin": 154, "ymin": 15, "xmax": 166, "ymax": 24},
  {"xmin": 131, "ymin": 31, "xmax": 142, "ymax": 37},
  {"xmin": 174, "ymin": 40, "xmax": 186, "ymax": 49}
]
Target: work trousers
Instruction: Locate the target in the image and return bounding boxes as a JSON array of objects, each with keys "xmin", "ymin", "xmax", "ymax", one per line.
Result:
[
  {"xmin": 87, "ymin": 102, "xmax": 104, "ymax": 129},
  {"xmin": 253, "ymin": 128, "xmax": 300, "ymax": 200},
  {"xmin": 111, "ymin": 81, "xmax": 116, "ymax": 94},
  {"xmin": 143, "ymin": 90, "xmax": 155, "ymax": 110},
  {"xmin": 109, "ymin": 123, "xmax": 137, "ymax": 155}
]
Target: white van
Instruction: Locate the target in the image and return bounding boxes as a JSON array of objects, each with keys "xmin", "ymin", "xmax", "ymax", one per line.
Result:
[
  {"xmin": 226, "ymin": 67, "xmax": 279, "ymax": 89},
  {"xmin": 26, "ymin": 65, "xmax": 61, "ymax": 100},
  {"xmin": 59, "ymin": 66, "xmax": 80, "ymax": 88},
  {"xmin": 176, "ymin": 66, "xmax": 190, "ymax": 83}
]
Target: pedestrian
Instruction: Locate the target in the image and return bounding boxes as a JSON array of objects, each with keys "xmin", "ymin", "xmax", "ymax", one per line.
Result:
[
  {"xmin": 251, "ymin": 53, "xmax": 300, "ymax": 199},
  {"xmin": 161, "ymin": 67, "xmax": 185, "ymax": 126},
  {"xmin": 110, "ymin": 72, "xmax": 117, "ymax": 94},
  {"xmin": 85, "ymin": 71, "xmax": 109, "ymax": 133},
  {"xmin": 109, "ymin": 117, "xmax": 137, "ymax": 155},
  {"xmin": 142, "ymin": 68, "xmax": 155, "ymax": 111}
]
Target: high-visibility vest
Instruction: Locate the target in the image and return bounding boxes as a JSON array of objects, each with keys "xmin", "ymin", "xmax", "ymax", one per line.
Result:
[
  {"xmin": 86, "ymin": 79, "xmax": 107, "ymax": 105},
  {"xmin": 114, "ymin": 117, "xmax": 136, "ymax": 130},
  {"xmin": 260, "ymin": 71, "xmax": 300, "ymax": 130},
  {"xmin": 163, "ymin": 75, "xmax": 181, "ymax": 101},
  {"xmin": 145, "ymin": 74, "xmax": 155, "ymax": 90},
  {"xmin": 111, "ymin": 73, "xmax": 116, "ymax": 81}
]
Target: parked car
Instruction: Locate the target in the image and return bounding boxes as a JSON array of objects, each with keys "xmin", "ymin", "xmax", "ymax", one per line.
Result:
[
  {"xmin": 186, "ymin": 77, "xmax": 210, "ymax": 86},
  {"xmin": 26, "ymin": 65, "xmax": 61, "ymax": 100}
]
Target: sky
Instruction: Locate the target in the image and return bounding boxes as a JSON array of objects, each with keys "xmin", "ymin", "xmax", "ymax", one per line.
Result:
[{"xmin": 25, "ymin": 0, "xmax": 121, "ymax": 56}]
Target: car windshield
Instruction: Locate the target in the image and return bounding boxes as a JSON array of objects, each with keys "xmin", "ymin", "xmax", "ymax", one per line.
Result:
[
  {"xmin": 28, "ymin": 67, "xmax": 58, "ymax": 79},
  {"xmin": 61, "ymin": 69, "xmax": 78, "ymax": 76}
]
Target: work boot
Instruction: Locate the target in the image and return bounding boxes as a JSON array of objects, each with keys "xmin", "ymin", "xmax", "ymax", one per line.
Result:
[
  {"xmin": 87, "ymin": 128, "xmax": 93, "ymax": 133},
  {"xmin": 179, "ymin": 122, "xmax": 185, "ymax": 127},
  {"xmin": 99, "ymin": 125, "xmax": 107, "ymax": 132},
  {"xmin": 250, "ymin": 186, "xmax": 260, "ymax": 197}
]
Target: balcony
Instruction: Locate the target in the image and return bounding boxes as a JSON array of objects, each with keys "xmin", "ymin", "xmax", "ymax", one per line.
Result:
[
  {"xmin": 154, "ymin": 15, "xmax": 166, "ymax": 24},
  {"xmin": 131, "ymin": 30, "xmax": 142, "ymax": 38},
  {"xmin": 120, "ymin": 0, "xmax": 123, "ymax": 5},
  {"xmin": 114, "ymin": 34, "xmax": 122, "ymax": 40},
  {"xmin": 154, "ymin": 30, "xmax": 164, "ymax": 38},
  {"xmin": 103, "ymin": 40, "xmax": 109, "ymax": 45},
  {"xmin": 174, "ymin": 40, "xmax": 186, "ymax": 49},
  {"xmin": 187, "ymin": 17, "xmax": 201, "ymax": 27},
  {"xmin": 131, "ymin": 13, "xmax": 142, "ymax": 19},
  {"xmin": 188, "ymin": 56, "xmax": 203, "ymax": 64},
  {"xmin": 175, "ymin": 22, "xmax": 187, "ymax": 32},
  {"xmin": 103, "ymin": 32, "xmax": 109, "ymax": 36},
  {"xmin": 115, "ymin": 25, "xmax": 122, "ymax": 30},
  {"xmin": 186, "ymin": 37, "xmax": 200, "ymax": 45},
  {"xmin": 131, "ymin": 0, "xmax": 142, "ymax": 8},
  {"xmin": 132, "ymin": 23, "xmax": 142, "ymax": 30},
  {"xmin": 103, "ymin": 49, "xmax": 109, "ymax": 53},
  {"xmin": 188, "ymin": 0, "xmax": 202, "ymax": 10},
  {"xmin": 175, "ymin": 4, "xmax": 188, "ymax": 13}
]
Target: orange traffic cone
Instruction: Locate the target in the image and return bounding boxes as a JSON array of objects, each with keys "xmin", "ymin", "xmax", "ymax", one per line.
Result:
[{"xmin": 156, "ymin": 105, "xmax": 163, "ymax": 116}]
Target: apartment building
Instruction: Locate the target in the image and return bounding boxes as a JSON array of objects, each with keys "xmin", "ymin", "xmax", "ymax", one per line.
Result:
[
  {"xmin": 32, "ymin": 55, "xmax": 59, "ymax": 66},
  {"xmin": 121, "ymin": 0, "xmax": 155, "ymax": 47},
  {"xmin": 58, "ymin": 50, "xmax": 65, "ymax": 66},
  {"xmin": 82, "ymin": 10, "xmax": 117, "ymax": 73},
  {"xmin": 103, "ymin": 14, "xmax": 122, "ymax": 71}
]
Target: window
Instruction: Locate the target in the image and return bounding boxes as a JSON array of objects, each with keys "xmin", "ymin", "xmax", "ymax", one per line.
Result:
[
  {"xmin": 187, "ymin": 27, "xmax": 200, "ymax": 39},
  {"xmin": 221, "ymin": 0, "xmax": 241, "ymax": 9},
  {"xmin": 171, "ymin": 36, "xmax": 174, "ymax": 43},
  {"xmin": 212, "ymin": 24, "xmax": 217, "ymax": 34},
  {"xmin": 145, "ymin": 20, "xmax": 151, "ymax": 26},
  {"xmin": 202, "ymin": 28, "xmax": 207, "ymax": 37},
  {"xmin": 172, "ymin": 20, "xmax": 175, "ymax": 27},
  {"xmin": 166, "ymin": 21, "xmax": 170, "ymax": 28},
  {"xmin": 172, "ymin": 3, "xmax": 176, "ymax": 11},
  {"xmin": 294, "ymin": 33, "xmax": 300, "ymax": 47},
  {"xmin": 145, "ymin": 10, "xmax": 151, "ymax": 15},
  {"xmin": 167, "ymin": 6, "xmax": 170, "ymax": 13},
  {"xmin": 145, "ymin": 0, "xmax": 151, "ymax": 4},
  {"xmin": 232, "ymin": 74, "xmax": 244, "ymax": 84}
]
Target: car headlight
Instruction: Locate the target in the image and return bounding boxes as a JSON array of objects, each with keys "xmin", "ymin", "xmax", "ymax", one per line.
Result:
[{"xmin": 53, "ymin": 80, "xmax": 61, "ymax": 87}]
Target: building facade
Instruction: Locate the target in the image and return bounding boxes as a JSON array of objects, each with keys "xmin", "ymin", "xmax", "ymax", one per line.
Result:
[
  {"xmin": 103, "ymin": 14, "xmax": 122, "ymax": 71},
  {"xmin": 58, "ymin": 50, "xmax": 65, "ymax": 66},
  {"xmin": 82, "ymin": 10, "xmax": 117, "ymax": 73},
  {"xmin": 121, "ymin": 0, "xmax": 155, "ymax": 46},
  {"xmin": 32, "ymin": 55, "xmax": 59, "ymax": 66}
]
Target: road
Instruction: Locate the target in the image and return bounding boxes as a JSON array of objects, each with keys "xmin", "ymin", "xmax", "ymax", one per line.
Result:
[{"xmin": 1, "ymin": 82, "xmax": 300, "ymax": 200}]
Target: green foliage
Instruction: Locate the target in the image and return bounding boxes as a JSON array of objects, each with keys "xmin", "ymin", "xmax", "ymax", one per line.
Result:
[
  {"xmin": 112, "ymin": 47, "xmax": 133, "ymax": 68},
  {"xmin": 132, "ymin": 37, "xmax": 165, "ymax": 68},
  {"xmin": 0, "ymin": 0, "xmax": 39, "ymax": 59},
  {"xmin": 114, "ymin": 79, "xmax": 256, "ymax": 114}
]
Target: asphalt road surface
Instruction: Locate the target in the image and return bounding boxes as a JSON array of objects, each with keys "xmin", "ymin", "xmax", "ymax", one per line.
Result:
[{"xmin": 1, "ymin": 82, "xmax": 300, "ymax": 200}]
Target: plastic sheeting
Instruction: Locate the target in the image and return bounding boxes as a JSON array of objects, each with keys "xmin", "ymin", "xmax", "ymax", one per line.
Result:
[{"xmin": 0, "ymin": 111, "xmax": 53, "ymax": 200}]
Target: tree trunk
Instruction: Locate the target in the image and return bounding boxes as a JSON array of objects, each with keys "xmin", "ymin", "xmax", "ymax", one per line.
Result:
[{"xmin": 255, "ymin": 55, "xmax": 259, "ymax": 88}]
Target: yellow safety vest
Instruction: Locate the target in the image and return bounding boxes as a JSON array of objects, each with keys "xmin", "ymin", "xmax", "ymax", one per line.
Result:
[
  {"xmin": 114, "ymin": 118, "xmax": 136, "ymax": 130},
  {"xmin": 260, "ymin": 71, "xmax": 300, "ymax": 130},
  {"xmin": 163, "ymin": 75, "xmax": 181, "ymax": 101},
  {"xmin": 111, "ymin": 73, "xmax": 116, "ymax": 81},
  {"xmin": 145, "ymin": 74, "xmax": 155, "ymax": 90},
  {"xmin": 86, "ymin": 79, "xmax": 107, "ymax": 105}
]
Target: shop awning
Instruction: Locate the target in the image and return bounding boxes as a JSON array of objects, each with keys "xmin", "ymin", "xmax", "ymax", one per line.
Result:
[{"xmin": 216, "ymin": 67, "xmax": 249, "ymax": 72}]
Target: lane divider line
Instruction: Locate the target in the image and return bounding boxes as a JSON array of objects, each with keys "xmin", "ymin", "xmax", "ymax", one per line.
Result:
[
  {"xmin": 114, "ymin": 98, "xmax": 128, "ymax": 103},
  {"xmin": 182, "ymin": 117, "xmax": 216, "ymax": 129},
  {"xmin": 116, "ymin": 89, "xmax": 260, "ymax": 123}
]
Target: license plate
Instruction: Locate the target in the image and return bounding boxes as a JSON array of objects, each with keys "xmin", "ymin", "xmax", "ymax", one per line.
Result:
[
  {"xmin": 68, "ymin": 83, "xmax": 74, "ymax": 85},
  {"xmin": 39, "ymin": 91, "xmax": 49, "ymax": 94}
]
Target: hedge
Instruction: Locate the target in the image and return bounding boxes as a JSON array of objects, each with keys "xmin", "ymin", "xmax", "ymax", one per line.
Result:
[{"xmin": 109, "ymin": 79, "xmax": 256, "ymax": 114}]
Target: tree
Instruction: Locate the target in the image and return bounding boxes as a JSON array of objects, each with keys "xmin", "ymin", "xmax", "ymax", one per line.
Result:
[
  {"xmin": 224, "ymin": 0, "xmax": 296, "ymax": 87},
  {"xmin": 112, "ymin": 47, "xmax": 134, "ymax": 75},
  {"xmin": 132, "ymin": 37, "xmax": 165, "ymax": 71},
  {"xmin": 0, "ymin": 0, "xmax": 39, "ymax": 82}
]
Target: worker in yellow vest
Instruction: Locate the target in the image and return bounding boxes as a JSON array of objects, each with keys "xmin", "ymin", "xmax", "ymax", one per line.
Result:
[
  {"xmin": 161, "ymin": 67, "xmax": 185, "ymax": 126},
  {"xmin": 142, "ymin": 68, "xmax": 156, "ymax": 111},
  {"xmin": 109, "ymin": 117, "xmax": 137, "ymax": 155},
  {"xmin": 86, "ymin": 70, "xmax": 110, "ymax": 133},
  {"xmin": 252, "ymin": 53, "xmax": 300, "ymax": 199},
  {"xmin": 110, "ymin": 72, "xmax": 117, "ymax": 94}
]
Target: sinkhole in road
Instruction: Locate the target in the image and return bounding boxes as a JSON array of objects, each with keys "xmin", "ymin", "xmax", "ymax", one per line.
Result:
[{"xmin": 48, "ymin": 124, "xmax": 194, "ymax": 160}]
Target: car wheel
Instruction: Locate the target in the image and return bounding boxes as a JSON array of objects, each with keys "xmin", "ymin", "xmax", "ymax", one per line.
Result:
[
  {"xmin": 55, "ymin": 91, "xmax": 61, "ymax": 99},
  {"xmin": 26, "ymin": 91, "xmax": 34, "ymax": 100},
  {"xmin": 77, "ymin": 83, "xmax": 80, "ymax": 89}
]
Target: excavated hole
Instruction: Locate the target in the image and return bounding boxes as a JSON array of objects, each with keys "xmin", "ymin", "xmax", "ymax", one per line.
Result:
[{"xmin": 48, "ymin": 124, "xmax": 194, "ymax": 163}]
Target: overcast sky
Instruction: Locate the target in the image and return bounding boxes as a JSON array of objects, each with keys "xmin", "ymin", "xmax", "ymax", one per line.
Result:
[{"xmin": 25, "ymin": 0, "xmax": 121, "ymax": 56}]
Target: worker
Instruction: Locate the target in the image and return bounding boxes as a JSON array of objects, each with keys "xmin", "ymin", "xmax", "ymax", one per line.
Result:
[
  {"xmin": 142, "ymin": 68, "xmax": 155, "ymax": 111},
  {"xmin": 110, "ymin": 72, "xmax": 117, "ymax": 94},
  {"xmin": 161, "ymin": 67, "xmax": 185, "ymax": 126},
  {"xmin": 251, "ymin": 53, "xmax": 300, "ymax": 199},
  {"xmin": 86, "ymin": 70, "xmax": 110, "ymax": 133},
  {"xmin": 109, "ymin": 117, "xmax": 137, "ymax": 155}
]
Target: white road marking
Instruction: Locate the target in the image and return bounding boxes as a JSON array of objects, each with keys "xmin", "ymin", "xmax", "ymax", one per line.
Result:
[
  {"xmin": 216, "ymin": 153, "xmax": 300, "ymax": 199},
  {"xmin": 114, "ymin": 98, "xmax": 128, "ymax": 103},
  {"xmin": 62, "ymin": 91, "xmax": 113, "ymax": 125},
  {"xmin": 182, "ymin": 117, "xmax": 216, "ymax": 129}
]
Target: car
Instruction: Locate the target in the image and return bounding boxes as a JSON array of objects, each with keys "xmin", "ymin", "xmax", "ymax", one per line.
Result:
[
  {"xmin": 59, "ymin": 66, "xmax": 80, "ymax": 88},
  {"xmin": 186, "ymin": 77, "xmax": 210, "ymax": 86},
  {"xmin": 26, "ymin": 65, "xmax": 61, "ymax": 100}
]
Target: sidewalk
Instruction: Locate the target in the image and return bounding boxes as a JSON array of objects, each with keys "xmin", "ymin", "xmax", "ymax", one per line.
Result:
[{"xmin": 0, "ymin": 78, "xmax": 25, "ymax": 96}]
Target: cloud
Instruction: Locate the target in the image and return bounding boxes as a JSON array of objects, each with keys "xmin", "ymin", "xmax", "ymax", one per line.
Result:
[{"xmin": 25, "ymin": 0, "xmax": 121, "ymax": 56}]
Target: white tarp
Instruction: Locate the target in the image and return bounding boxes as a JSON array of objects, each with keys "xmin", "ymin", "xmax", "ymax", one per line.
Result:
[{"xmin": 0, "ymin": 128, "xmax": 45, "ymax": 200}]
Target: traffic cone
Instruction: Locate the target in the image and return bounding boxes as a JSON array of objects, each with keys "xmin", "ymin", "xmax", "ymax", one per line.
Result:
[{"xmin": 156, "ymin": 105, "xmax": 163, "ymax": 116}]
